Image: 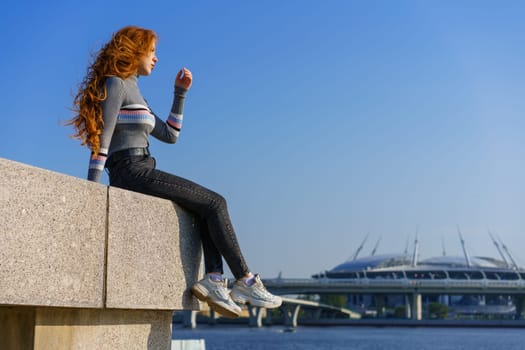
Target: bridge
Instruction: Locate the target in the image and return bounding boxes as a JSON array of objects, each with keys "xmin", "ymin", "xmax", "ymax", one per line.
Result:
[
  {"xmin": 263, "ymin": 277, "xmax": 525, "ymax": 295},
  {"xmin": 181, "ymin": 276, "xmax": 525, "ymax": 328},
  {"xmin": 262, "ymin": 277, "xmax": 525, "ymax": 321}
]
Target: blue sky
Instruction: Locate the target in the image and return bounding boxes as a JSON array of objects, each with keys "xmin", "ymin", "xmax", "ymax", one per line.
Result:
[{"xmin": 1, "ymin": 1, "xmax": 524, "ymax": 278}]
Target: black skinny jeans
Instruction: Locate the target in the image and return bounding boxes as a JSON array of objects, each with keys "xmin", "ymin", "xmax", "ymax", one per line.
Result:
[{"xmin": 106, "ymin": 154, "xmax": 250, "ymax": 279}]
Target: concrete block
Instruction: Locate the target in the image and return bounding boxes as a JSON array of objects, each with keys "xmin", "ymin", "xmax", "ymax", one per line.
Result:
[
  {"xmin": 0, "ymin": 158, "xmax": 106, "ymax": 308},
  {"xmin": 33, "ymin": 307, "xmax": 173, "ymax": 350},
  {"xmin": 106, "ymin": 187, "xmax": 202, "ymax": 310}
]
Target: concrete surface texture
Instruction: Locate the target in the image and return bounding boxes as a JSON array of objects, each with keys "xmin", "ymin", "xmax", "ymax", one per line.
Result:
[{"xmin": 0, "ymin": 157, "xmax": 203, "ymax": 349}]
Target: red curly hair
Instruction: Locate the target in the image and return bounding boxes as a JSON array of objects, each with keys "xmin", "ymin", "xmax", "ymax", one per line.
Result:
[{"xmin": 69, "ymin": 26, "xmax": 157, "ymax": 155}]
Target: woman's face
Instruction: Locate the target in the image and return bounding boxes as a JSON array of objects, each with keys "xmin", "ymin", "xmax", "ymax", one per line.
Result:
[{"xmin": 137, "ymin": 42, "xmax": 158, "ymax": 76}]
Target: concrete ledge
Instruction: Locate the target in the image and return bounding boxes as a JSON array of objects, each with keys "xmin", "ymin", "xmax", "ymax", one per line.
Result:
[
  {"xmin": 0, "ymin": 157, "xmax": 203, "ymax": 349},
  {"xmin": 0, "ymin": 158, "xmax": 106, "ymax": 308},
  {"xmin": 107, "ymin": 187, "xmax": 202, "ymax": 310}
]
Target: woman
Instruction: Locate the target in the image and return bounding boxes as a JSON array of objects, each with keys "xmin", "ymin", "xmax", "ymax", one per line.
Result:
[{"xmin": 69, "ymin": 26, "xmax": 281, "ymax": 318}]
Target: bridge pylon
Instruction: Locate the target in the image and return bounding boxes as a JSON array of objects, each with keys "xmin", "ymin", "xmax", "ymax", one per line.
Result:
[
  {"xmin": 281, "ymin": 304, "xmax": 301, "ymax": 328},
  {"xmin": 247, "ymin": 305, "xmax": 265, "ymax": 328}
]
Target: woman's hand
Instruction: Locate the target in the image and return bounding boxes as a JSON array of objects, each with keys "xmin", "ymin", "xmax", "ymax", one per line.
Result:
[{"xmin": 175, "ymin": 67, "xmax": 193, "ymax": 90}]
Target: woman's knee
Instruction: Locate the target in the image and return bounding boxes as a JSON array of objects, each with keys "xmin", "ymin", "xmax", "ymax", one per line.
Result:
[{"xmin": 207, "ymin": 191, "xmax": 227, "ymax": 213}]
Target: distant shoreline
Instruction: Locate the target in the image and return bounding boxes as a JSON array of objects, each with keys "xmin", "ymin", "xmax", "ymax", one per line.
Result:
[
  {"xmin": 297, "ymin": 318, "xmax": 525, "ymax": 328},
  {"xmin": 176, "ymin": 316, "xmax": 525, "ymax": 329}
]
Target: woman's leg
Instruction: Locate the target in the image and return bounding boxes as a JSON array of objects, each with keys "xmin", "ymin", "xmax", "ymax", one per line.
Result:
[
  {"xmin": 107, "ymin": 156, "xmax": 250, "ymax": 279},
  {"xmin": 198, "ymin": 216, "xmax": 225, "ymax": 275},
  {"xmin": 108, "ymin": 155, "xmax": 282, "ymax": 315}
]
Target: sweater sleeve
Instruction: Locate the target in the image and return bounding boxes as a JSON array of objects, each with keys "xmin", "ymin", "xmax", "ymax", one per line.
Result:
[
  {"xmin": 150, "ymin": 86, "xmax": 188, "ymax": 143},
  {"xmin": 87, "ymin": 77, "xmax": 125, "ymax": 182}
]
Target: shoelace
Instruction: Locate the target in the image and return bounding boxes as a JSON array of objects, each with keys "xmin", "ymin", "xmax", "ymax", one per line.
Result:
[
  {"xmin": 253, "ymin": 280, "xmax": 277, "ymax": 299},
  {"xmin": 212, "ymin": 280, "xmax": 231, "ymax": 299}
]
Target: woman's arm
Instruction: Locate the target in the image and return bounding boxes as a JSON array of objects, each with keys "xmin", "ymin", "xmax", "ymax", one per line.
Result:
[
  {"xmin": 151, "ymin": 68, "xmax": 192, "ymax": 143},
  {"xmin": 87, "ymin": 77, "xmax": 125, "ymax": 182}
]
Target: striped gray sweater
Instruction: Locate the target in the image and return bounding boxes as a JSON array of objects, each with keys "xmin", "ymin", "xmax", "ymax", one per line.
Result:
[{"xmin": 87, "ymin": 75, "xmax": 187, "ymax": 182}]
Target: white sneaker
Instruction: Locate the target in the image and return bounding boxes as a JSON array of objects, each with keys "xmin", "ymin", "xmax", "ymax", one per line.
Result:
[
  {"xmin": 231, "ymin": 274, "xmax": 282, "ymax": 308},
  {"xmin": 191, "ymin": 274, "xmax": 242, "ymax": 318}
]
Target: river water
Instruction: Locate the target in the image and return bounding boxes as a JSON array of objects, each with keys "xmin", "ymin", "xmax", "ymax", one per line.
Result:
[{"xmin": 172, "ymin": 325, "xmax": 525, "ymax": 350}]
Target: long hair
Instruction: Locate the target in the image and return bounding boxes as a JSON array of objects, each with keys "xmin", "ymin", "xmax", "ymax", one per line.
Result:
[{"xmin": 68, "ymin": 26, "xmax": 157, "ymax": 155}]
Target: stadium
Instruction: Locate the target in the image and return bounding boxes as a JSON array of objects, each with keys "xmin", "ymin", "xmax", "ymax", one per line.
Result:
[{"xmin": 312, "ymin": 233, "xmax": 525, "ymax": 318}]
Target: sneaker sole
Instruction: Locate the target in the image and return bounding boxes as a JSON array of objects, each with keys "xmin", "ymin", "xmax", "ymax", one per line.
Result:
[
  {"xmin": 191, "ymin": 285, "xmax": 241, "ymax": 318},
  {"xmin": 231, "ymin": 294, "xmax": 282, "ymax": 309}
]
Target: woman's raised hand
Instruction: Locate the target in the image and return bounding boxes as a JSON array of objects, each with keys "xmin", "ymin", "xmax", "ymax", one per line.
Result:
[{"xmin": 175, "ymin": 67, "xmax": 193, "ymax": 90}]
